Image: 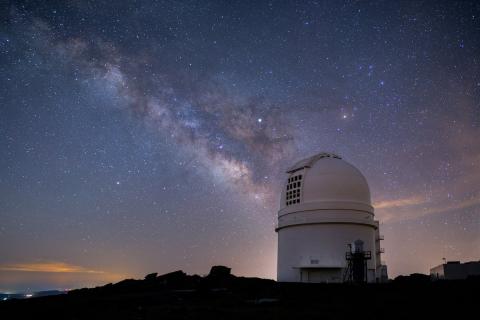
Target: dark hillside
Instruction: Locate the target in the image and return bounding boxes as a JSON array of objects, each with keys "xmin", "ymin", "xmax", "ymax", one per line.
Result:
[{"xmin": 1, "ymin": 266, "xmax": 478, "ymax": 319}]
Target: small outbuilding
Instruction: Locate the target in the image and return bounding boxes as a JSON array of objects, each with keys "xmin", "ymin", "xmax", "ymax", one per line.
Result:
[{"xmin": 430, "ymin": 261, "xmax": 480, "ymax": 280}]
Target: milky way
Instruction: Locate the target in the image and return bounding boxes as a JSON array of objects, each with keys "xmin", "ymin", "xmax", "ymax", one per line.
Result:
[{"xmin": 1, "ymin": 1, "xmax": 479, "ymax": 291}]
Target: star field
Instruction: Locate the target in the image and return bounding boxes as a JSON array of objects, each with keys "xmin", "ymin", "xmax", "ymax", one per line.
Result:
[{"xmin": 1, "ymin": 1, "xmax": 479, "ymax": 291}]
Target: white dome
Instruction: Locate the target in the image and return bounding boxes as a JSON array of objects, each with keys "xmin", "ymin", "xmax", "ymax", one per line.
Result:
[
  {"xmin": 276, "ymin": 152, "xmax": 384, "ymax": 284},
  {"xmin": 280, "ymin": 152, "xmax": 372, "ymax": 211}
]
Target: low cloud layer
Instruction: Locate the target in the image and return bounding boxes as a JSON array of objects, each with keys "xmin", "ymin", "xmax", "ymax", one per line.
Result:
[{"xmin": 0, "ymin": 261, "xmax": 104, "ymax": 274}]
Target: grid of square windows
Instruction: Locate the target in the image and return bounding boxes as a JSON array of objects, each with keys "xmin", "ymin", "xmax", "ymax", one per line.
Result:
[{"xmin": 286, "ymin": 174, "xmax": 302, "ymax": 206}]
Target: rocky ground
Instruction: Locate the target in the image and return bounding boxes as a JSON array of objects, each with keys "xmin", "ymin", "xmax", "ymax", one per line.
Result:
[{"xmin": 1, "ymin": 266, "xmax": 478, "ymax": 319}]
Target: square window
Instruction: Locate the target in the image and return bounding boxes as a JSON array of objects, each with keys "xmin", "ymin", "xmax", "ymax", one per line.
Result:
[{"xmin": 286, "ymin": 176, "xmax": 302, "ymax": 206}]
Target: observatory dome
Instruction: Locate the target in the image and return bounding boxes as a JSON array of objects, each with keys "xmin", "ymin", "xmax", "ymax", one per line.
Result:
[
  {"xmin": 276, "ymin": 152, "xmax": 387, "ymax": 284},
  {"xmin": 280, "ymin": 152, "xmax": 372, "ymax": 213}
]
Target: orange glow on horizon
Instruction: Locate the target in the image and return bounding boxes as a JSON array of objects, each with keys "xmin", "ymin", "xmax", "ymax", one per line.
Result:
[{"xmin": 0, "ymin": 262, "xmax": 105, "ymax": 274}]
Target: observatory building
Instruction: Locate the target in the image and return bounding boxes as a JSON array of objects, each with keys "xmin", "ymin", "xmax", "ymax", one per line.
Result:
[
  {"xmin": 430, "ymin": 260, "xmax": 480, "ymax": 280},
  {"xmin": 276, "ymin": 152, "xmax": 388, "ymax": 283}
]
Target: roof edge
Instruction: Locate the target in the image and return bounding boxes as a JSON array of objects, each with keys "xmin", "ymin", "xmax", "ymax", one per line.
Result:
[{"xmin": 286, "ymin": 152, "xmax": 342, "ymax": 173}]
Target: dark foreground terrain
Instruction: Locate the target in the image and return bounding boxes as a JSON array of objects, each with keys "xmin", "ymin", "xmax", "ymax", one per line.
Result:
[{"xmin": 1, "ymin": 266, "xmax": 478, "ymax": 319}]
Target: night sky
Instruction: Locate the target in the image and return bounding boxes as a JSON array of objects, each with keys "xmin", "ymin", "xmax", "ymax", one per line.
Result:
[{"xmin": 1, "ymin": 1, "xmax": 480, "ymax": 292}]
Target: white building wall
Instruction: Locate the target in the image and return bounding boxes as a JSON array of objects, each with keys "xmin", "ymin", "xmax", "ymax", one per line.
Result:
[{"xmin": 277, "ymin": 222, "xmax": 377, "ymax": 282}]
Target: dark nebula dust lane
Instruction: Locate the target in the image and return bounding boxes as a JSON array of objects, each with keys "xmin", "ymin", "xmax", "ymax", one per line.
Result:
[{"xmin": 1, "ymin": 1, "xmax": 479, "ymax": 291}]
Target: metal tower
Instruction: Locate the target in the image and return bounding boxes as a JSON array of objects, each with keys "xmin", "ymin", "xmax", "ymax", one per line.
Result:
[{"xmin": 343, "ymin": 240, "xmax": 372, "ymax": 283}]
